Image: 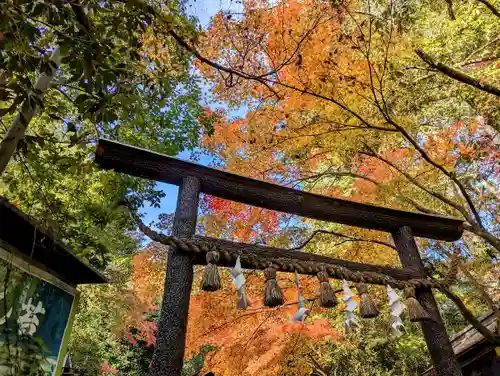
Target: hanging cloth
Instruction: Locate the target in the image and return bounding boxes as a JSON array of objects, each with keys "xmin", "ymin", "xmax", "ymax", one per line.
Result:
[
  {"xmin": 230, "ymin": 256, "xmax": 248, "ymax": 309},
  {"xmin": 292, "ymin": 271, "xmax": 310, "ymax": 323},
  {"xmin": 387, "ymin": 285, "xmax": 405, "ymax": 337},
  {"xmin": 342, "ymin": 280, "xmax": 359, "ymax": 329}
]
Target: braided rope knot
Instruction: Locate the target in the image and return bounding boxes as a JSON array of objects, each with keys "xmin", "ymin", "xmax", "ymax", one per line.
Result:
[{"xmin": 155, "ymin": 235, "xmax": 456, "ymax": 291}]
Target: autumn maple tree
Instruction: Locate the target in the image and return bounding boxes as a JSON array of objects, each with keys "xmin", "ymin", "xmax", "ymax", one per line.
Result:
[
  {"xmin": 59, "ymin": 0, "xmax": 500, "ymax": 374},
  {"xmin": 193, "ymin": 0, "xmax": 499, "ymax": 263},
  {"xmin": 188, "ymin": 0, "xmax": 500, "ymax": 368}
]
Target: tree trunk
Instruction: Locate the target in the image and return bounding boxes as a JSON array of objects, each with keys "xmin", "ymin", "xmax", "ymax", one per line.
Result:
[{"xmin": 0, "ymin": 48, "xmax": 61, "ymax": 176}]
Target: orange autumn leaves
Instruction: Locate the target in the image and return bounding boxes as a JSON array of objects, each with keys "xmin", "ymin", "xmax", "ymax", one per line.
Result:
[
  {"xmin": 186, "ymin": 272, "xmax": 341, "ymax": 375},
  {"xmin": 196, "ymin": 0, "xmax": 499, "ymax": 217},
  {"xmin": 122, "ymin": 244, "xmax": 341, "ymax": 375},
  {"xmin": 198, "ymin": 0, "xmax": 366, "ymax": 104},
  {"xmin": 116, "ymin": 244, "xmax": 166, "ymax": 346}
]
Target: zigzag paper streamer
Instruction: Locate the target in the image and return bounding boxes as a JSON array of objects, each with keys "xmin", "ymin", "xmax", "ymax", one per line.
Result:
[
  {"xmin": 342, "ymin": 280, "xmax": 359, "ymax": 329},
  {"xmin": 387, "ymin": 285, "xmax": 405, "ymax": 337},
  {"xmin": 230, "ymin": 256, "xmax": 248, "ymax": 309},
  {"xmin": 292, "ymin": 271, "xmax": 310, "ymax": 323}
]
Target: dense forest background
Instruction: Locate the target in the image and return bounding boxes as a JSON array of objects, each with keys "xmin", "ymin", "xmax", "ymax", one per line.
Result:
[{"xmin": 0, "ymin": 0, "xmax": 499, "ymax": 374}]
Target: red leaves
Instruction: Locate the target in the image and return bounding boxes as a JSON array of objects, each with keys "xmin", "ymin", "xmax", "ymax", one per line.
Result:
[
  {"xmin": 205, "ymin": 195, "xmax": 232, "ymax": 212},
  {"xmin": 100, "ymin": 361, "xmax": 118, "ymax": 375},
  {"xmin": 136, "ymin": 321, "xmax": 158, "ymax": 347},
  {"xmin": 356, "ymin": 148, "xmax": 409, "ymax": 184},
  {"xmin": 202, "ymin": 195, "xmax": 281, "ymax": 242},
  {"xmin": 124, "ymin": 331, "xmax": 138, "ymax": 346}
]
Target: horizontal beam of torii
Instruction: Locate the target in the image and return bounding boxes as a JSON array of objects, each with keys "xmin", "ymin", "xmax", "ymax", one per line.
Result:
[
  {"xmin": 95, "ymin": 139, "xmax": 463, "ymax": 241},
  {"xmin": 137, "ymin": 219, "xmax": 422, "ymax": 284},
  {"xmin": 94, "ymin": 139, "xmax": 464, "ymax": 376},
  {"xmin": 135, "ymin": 219, "xmax": 453, "ymax": 290}
]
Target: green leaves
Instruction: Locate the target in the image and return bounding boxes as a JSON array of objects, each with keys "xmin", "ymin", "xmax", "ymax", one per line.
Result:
[
  {"xmin": 1, "ymin": 0, "xmax": 213, "ymax": 145},
  {"xmin": 0, "ymin": 0, "xmax": 217, "ymax": 268}
]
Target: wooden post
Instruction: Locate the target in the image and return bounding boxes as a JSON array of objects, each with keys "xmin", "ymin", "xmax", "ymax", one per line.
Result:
[
  {"xmin": 150, "ymin": 176, "xmax": 200, "ymax": 376},
  {"xmin": 392, "ymin": 226, "xmax": 462, "ymax": 376}
]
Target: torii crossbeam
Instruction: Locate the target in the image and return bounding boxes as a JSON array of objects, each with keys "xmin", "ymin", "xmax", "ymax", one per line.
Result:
[{"xmin": 95, "ymin": 139, "xmax": 464, "ymax": 376}]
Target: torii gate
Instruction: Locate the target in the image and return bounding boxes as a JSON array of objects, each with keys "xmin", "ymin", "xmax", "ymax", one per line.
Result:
[{"xmin": 95, "ymin": 139, "xmax": 464, "ymax": 376}]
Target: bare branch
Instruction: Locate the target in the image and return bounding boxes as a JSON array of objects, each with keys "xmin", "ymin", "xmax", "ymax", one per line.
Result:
[{"xmin": 289, "ymin": 229, "xmax": 397, "ymax": 251}]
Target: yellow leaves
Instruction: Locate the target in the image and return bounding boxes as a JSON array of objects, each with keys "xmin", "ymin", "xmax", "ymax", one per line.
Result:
[{"xmin": 139, "ymin": 26, "xmax": 185, "ymax": 79}]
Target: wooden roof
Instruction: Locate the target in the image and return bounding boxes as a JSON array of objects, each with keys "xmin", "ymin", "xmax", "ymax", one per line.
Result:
[
  {"xmin": 451, "ymin": 313, "xmax": 497, "ymax": 356},
  {"xmin": 420, "ymin": 313, "xmax": 498, "ymax": 376},
  {"xmin": 0, "ymin": 197, "xmax": 106, "ymax": 286},
  {"xmin": 95, "ymin": 139, "xmax": 464, "ymax": 241}
]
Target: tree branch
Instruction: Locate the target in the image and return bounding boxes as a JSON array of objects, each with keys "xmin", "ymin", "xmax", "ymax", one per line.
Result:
[
  {"xmin": 0, "ymin": 48, "xmax": 61, "ymax": 177},
  {"xmin": 444, "ymin": 0, "xmax": 456, "ymax": 20},
  {"xmin": 295, "ymin": 171, "xmax": 381, "ymax": 187},
  {"xmin": 168, "ymin": 30, "xmax": 389, "ymax": 132},
  {"xmin": 198, "ymin": 298, "xmax": 313, "ymax": 339},
  {"xmin": 359, "ymin": 149, "xmax": 468, "ymax": 220},
  {"xmin": 288, "ymin": 229, "xmax": 397, "ymax": 251},
  {"xmin": 475, "ymin": 0, "xmax": 500, "ymax": 19},
  {"xmin": 69, "ymin": 0, "xmax": 92, "ymax": 32},
  {"xmin": 462, "ymin": 223, "xmax": 500, "ymax": 256},
  {"xmin": 166, "ymin": 12, "xmax": 489, "ymax": 237},
  {"xmin": 368, "ymin": 115, "xmax": 484, "ymax": 229},
  {"xmin": 461, "ymin": 36, "xmax": 500, "ymax": 65},
  {"xmin": 441, "ymin": 287, "xmax": 500, "ymax": 346},
  {"xmin": 458, "ymin": 260, "xmax": 500, "ymax": 333},
  {"xmin": 415, "ymin": 48, "xmax": 500, "ymax": 97}
]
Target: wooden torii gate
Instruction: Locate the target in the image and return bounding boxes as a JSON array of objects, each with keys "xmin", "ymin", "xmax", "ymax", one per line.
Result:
[{"xmin": 95, "ymin": 139, "xmax": 464, "ymax": 376}]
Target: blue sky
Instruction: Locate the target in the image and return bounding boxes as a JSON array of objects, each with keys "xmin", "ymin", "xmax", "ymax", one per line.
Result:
[{"xmin": 140, "ymin": 0, "xmax": 245, "ymax": 226}]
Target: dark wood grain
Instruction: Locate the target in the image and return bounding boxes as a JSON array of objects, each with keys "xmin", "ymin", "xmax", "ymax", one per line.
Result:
[
  {"xmin": 95, "ymin": 139, "xmax": 463, "ymax": 241},
  {"xmin": 150, "ymin": 177, "xmax": 200, "ymax": 376},
  {"xmin": 392, "ymin": 226, "xmax": 462, "ymax": 376},
  {"xmin": 0, "ymin": 197, "xmax": 105, "ymax": 286},
  {"xmin": 186, "ymin": 235, "xmax": 421, "ymax": 283}
]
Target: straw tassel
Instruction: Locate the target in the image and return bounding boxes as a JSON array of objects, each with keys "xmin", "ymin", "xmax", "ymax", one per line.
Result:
[
  {"xmin": 264, "ymin": 267, "xmax": 284, "ymax": 307},
  {"xmin": 201, "ymin": 250, "xmax": 221, "ymax": 292},
  {"xmin": 404, "ymin": 287, "xmax": 430, "ymax": 322},
  {"xmin": 317, "ymin": 271, "xmax": 338, "ymax": 308},
  {"xmin": 356, "ymin": 283, "xmax": 379, "ymax": 318}
]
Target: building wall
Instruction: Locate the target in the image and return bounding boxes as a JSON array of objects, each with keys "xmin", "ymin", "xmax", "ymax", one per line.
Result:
[{"xmin": 0, "ymin": 246, "xmax": 76, "ymax": 375}]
